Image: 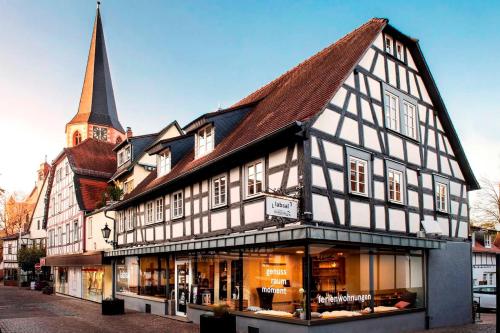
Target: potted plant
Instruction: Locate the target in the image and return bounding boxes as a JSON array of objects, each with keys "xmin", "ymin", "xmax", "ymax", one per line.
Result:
[
  {"xmin": 102, "ymin": 297, "xmax": 125, "ymax": 315},
  {"xmin": 298, "ymin": 288, "xmax": 306, "ymax": 319},
  {"xmin": 200, "ymin": 304, "xmax": 236, "ymax": 333}
]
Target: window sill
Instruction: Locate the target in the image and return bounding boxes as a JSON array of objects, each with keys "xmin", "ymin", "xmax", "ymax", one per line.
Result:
[
  {"xmin": 171, "ymin": 216, "xmax": 185, "ymax": 221},
  {"xmin": 243, "ymin": 193, "xmax": 266, "ymax": 203},
  {"xmin": 211, "ymin": 204, "xmax": 228, "ymax": 212},
  {"xmin": 385, "ymin": 128, "xmax": 420, "ymax": 145},
  {"xmin": 349, "ymin": 192, "xmax": 370, "ymax": 200},
  {"xmin": 116, "ymin": 292, "xmax": 167, "ymax": 303},
  {"xmin": 189, "ymin": 304, "xmax": 425, "ymax": 326}
]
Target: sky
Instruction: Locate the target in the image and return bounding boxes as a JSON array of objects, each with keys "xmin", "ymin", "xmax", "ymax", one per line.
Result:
[{"xmin": 0, "ymin": 0, "xmax": 499, "ymax": 195}]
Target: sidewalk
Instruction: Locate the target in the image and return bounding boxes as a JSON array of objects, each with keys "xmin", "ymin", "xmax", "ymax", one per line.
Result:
[{"xmin": 0, "ymin": 285, "xmax": 199, "ymax": 333}]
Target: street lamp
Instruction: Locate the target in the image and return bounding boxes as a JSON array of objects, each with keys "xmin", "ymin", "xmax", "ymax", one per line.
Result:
[{"xmin": 101, "ymin": 223, "xmax": 117, "ymax": 246}]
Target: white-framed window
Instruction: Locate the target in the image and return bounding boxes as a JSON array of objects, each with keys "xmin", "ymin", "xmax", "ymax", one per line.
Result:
[
  {"xmin": 172, "ymin": 191, "xmax": 184, "ymax": 219},
  {"xmin": 388, "ymin": 169, "xmax": 403, "ymax": 203},
  {"xmin": 58, "ymin": 226, "xmax": 63, "ymax": 246},
  {"xmin": 403, "ymin": 101, "xmax": 418, "ymax": 140},
  {"xmin": 118, "ymin": 145, "xmax": 131, "ymax": 166},
  {"xmin": 396, "ymin": 41, "xmax": 404, "ymax": 61},
  {"xmin": 435, "ymin": 182, "xmax": 448, "ymax": 212},
  {"xmin": 88, "ymin": 218, "xmax": 93, "ymax": 238},
  {"xmin": 212, "ymin": 175, "xmax": 227, "ymax": 208},
  {"xmin": 119, "ymin": 211, "xmax": 126, "ymax": 232},
  {"xmin": 68, "ymin": 185, "xmax": 74, "ymax": 206},
  {"xmin": 246, "ymin": 160, "xmax": 264, "ymax": 198},
  {"xmin": 385, "ymin": 35, "xmax": 393, "ymax": 54},
  {"xmin": 157, "ymin": 152, "xmax": 171, "ymax": 177},
  {"xmin": 73, "ymin": 221, "xmax": 79, "ymax": 242},
  {"xmin": 156, "ymin": 198, "xmax": 164, "ymax": 222},
  {"xmin": 196, "ymin": 125, "xmax": 214, "ymax": 158},
  {"xmin": 66, "ymin": 224, "xmax": 70, "ymax": 244},
  {"xmin": 146, "ymin": 202, "xmax": 154, "ymax": 224},
  {"xmin": 484, "ymin": 234, "xmax": 492, "ymax": 248},
  {"xmin": 384, "ymin": 91, "xmax": 400, "ymax": 132},
  {"xmin": 383, "ymin": 84, "xmax": 420, "ymax": 141},
  {"xmin": 127, "ymin": 209, "xmax": 134, "ymax": 230},
  {"xmin": 7, "ymin": 244, "xmax": 12, "ymax": 254},
  {"xmin": 349, "ymin": 157, "xmax": 368, "ymax": 196}
]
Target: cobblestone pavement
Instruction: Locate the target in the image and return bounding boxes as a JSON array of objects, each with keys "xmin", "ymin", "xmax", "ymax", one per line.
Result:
[
  {"xmin": 0, "ymin": 285, "xmax": 199, "ymax": 333},
  {"xmin": 0, "ymin": 285, "xmax": 496, "ymax": 333}
]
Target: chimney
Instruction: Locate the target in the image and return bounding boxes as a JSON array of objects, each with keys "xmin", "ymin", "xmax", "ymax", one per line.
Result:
[{"xmin": 126, "ymin": 127, "xmax": 133, "ymax": 138}]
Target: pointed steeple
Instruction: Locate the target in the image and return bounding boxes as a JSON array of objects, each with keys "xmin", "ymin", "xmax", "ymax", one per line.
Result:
[{"xmin": 66, "ymin": 3, "xmax": 124, "ymax": 138}]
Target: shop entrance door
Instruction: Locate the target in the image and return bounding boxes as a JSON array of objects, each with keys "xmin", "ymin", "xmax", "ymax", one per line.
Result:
[{"xmin": 175, "ymin": 260, "xmax": 190, "ymax": 316}]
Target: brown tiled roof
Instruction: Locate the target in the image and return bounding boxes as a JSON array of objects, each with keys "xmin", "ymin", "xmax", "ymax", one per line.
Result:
[
  {"xmin": 66, "ymin": 138, "xmax": 117, "ymax": 178},
  {"xmin": 46, "ymin": 139, "xmax": 116, "ymax": 212},
  {"xmin": 121, "ymin": 18, "xmax": 387, "ymax": 203},
  {"xmin": 77, "ymin": 177, "xmax": 109, "ymax": 211}
]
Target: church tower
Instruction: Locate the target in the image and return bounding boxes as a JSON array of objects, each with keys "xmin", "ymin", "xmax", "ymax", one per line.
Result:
[{"xmin": 65, "ymin": 3, "xmax": 125, "ymax": 147}]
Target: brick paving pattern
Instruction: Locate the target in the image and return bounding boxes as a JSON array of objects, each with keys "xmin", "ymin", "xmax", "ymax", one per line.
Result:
[
  {"xmin": 0, "ymin": 285, "xmax": 496, "ymax": 333},
  {"xmin": 0, "ymin": 285, "xmax": 199, "ymax": 333}
]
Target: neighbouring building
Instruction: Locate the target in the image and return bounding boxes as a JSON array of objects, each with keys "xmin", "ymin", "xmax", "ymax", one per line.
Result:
[
  {"xmin": 471, "ymin": 225, "xmax": 499, "ymax": 286},
  {"xmin": 104, "ymin": 17, "xmax": 478, "ymax": 333},
  {"xmin": 2, "ymin": 162, "xmax": 50, "ymax": 286},
  {"xmin": 44, "ymin": 4, "xmax": 125, "ymax": 303}
]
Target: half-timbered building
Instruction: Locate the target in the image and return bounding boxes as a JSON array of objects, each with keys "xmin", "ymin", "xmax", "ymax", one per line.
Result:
[{"xmin": 105, "ymin": 18, "xmax": 478, "ymax": 332}]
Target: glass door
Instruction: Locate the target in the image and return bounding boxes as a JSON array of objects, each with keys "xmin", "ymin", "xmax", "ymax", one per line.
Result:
[{"xmin": 175, "ymin": 260, "xmax": 190, "ymax": 316}]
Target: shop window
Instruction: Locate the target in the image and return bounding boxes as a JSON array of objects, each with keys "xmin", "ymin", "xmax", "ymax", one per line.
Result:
[
  {"xmin": 191, "ymin": 253, "xmax": 241, "ymax": 309},
  {"xmin": 82, "ymin": 267, "xmax": 104, "ymax": 302},
  {"xmin": 372, "ymin": 250, "xmax": 424, "ymax": 311},
  {"xmin": 310, "ymin": 246, "xmax": 371, "ymax": 318},
  {"xmin": 56, "ymin": 267, "xmax": 69, "ymax": 294},
  {"xmin": 139, "ymin": 256, "xmax": 166, "ymax": 297},
  {"xmin": 242, "ymin": 246, "xmax": 304, "ymax": 317},
  {"xmin": 116, "ymin": 256, "xmax": 139, "ymax": 295}
]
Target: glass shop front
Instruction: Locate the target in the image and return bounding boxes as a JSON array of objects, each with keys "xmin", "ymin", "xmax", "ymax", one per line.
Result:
[{"xmin": 115, "ymin": 243, "xmax": 425, "ymax": 321}]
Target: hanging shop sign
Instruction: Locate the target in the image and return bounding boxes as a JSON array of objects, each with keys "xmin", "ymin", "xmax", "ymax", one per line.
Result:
[{"xmin": 266, "ymin": 195, "xmax": 298, "ymax": 219}]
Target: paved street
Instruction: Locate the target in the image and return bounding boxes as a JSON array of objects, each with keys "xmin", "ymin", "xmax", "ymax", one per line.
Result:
[
  {"xmin": 0, "ymin": 285, "xmax": 496, "ymax": 333},
  {"xmin": 0, "ymin": 286, "xmax": 199, "ymax": 333}
]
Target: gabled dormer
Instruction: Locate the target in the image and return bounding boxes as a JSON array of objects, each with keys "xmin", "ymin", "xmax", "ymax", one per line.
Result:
[
  {"xmin": 182, "ymin": 104, "xmax": 254, "ymax": 160},
  {"xmin": 147, "ymin": 134, "xmax": 194, "ymax": 178},
  {"xmin": 156, "ymin": 148, "xmax": 171, "ymax": 177},
  {"xmin": 195, "ymin": 124, "xmax": 214, "ymax": 158},
  {"xmin": 117, "ymin": 144, "xmax": 132, "ymax": 167}
]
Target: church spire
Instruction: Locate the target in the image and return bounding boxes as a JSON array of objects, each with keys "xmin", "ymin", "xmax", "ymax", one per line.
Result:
[{"xmin": 66, "ymin": 3, "xmax": 125, "ymax": 147}]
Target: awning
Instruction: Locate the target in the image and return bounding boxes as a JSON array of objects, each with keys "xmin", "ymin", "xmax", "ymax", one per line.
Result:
[
  {"xmin": 45, "ymin": 251, "xmax": 103, "ymax": 266},
  {"xmin": 104, "ymin": 225, "xmax": 445, "ymax": 258}
]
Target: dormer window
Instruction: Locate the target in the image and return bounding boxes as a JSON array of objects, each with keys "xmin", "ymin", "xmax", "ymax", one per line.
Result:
[
  {"xmin": 385, "ymin": 35, "xmax": 393, "ymax": 54},
  {"xmin": 484, "ymin": 234, "xmax": 492, "ymax": 248},
  {"xmin": 157, "ymin": 151, "xmax": 171, "ymax": 177},
  {"xmin": 118, "ymin": 145, "xmax": 131, "ymax": 166},
  {"xmin": 196, "ymin": 125, "xmax": 214, "ymax": 158},
  {"xmin": 396, "ymin": 41, "xmax": 404, "ymax": 61}
]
